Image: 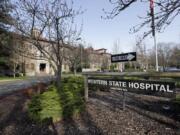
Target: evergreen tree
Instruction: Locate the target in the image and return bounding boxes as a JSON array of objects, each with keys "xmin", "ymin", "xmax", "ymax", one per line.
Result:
[
  {"xmin": 0, "ymin": 0, "xmax": 13, "ymax": 72},
  {"xmin": 0, "ymin": 0, "xmax": 12, "ymax": 31}
]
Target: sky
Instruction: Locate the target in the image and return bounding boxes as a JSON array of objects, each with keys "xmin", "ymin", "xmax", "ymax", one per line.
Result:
[{"xmin": 73, "ymin": 0, "xmax": 180, "ymax": 53}]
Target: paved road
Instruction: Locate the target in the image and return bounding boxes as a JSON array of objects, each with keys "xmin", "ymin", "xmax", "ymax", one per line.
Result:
[{"xmin": 0, "ymin": 76, "xmax": 55, "ymax": 96}]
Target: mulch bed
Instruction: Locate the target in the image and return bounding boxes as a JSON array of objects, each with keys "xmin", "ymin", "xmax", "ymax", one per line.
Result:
[{"xmin": 0, "ymin": 88, "xmax": 179, "ymax": 135}]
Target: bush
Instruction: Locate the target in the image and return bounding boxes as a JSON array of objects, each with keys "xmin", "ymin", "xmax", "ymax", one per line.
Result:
[
  {"xmin": 28, "ymin": 86, "xmax": 62, "ymax": 122},
  {"xmin": 61, "ymin": 76, "xmax": 84, "ymax": 118},
  {"xmin": 28, "ymin": 76, "xmax": 84, "ymax": 122},
  {"xmin": 175, "ymin": 94, "xmax": 180, "ymax": 104}
]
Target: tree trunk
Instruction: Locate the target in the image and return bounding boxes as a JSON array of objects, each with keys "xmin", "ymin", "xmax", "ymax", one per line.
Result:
[
  {"xmin": 13, "ymin": 63, "xmax": 16, "ymax": 78},
  {"xmin": 74, "ymin": 63, "xmax": 77, "ymax": 75},
  {"xmin": 22, "ymin": 61, "xmax": 25, "ymax": 76},
  {"xmin": 56, "ymin": 64, "xmax": 62, "ymax": 90}
]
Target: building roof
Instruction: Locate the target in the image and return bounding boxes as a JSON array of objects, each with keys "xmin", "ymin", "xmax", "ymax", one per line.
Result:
[{"xmin": 95, "ymin": 48, "xmax": 107, "ymax": 51}]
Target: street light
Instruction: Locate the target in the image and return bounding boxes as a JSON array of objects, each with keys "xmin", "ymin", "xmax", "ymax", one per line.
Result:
[{"xmin": 75, "ymin": 38, "xmax": 83, "ymax": 71}]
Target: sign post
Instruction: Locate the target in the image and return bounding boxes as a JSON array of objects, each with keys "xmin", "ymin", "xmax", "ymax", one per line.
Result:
[
  {"xmin": 122, "ymin": 91, "xmax": 126, "ymax": 110},
  {"xmin": 110, "ymin": 52, "xmax": 137, "ymax": 109}
]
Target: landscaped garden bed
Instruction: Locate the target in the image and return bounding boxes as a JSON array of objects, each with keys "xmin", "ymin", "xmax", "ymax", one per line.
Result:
[
  {"xmin": 0, "ymin": 76, "xmax": 180, "ymax": 135},
  {"xmin": 28, "ymin": 76, "xmax": 85, "ymax": 122}
]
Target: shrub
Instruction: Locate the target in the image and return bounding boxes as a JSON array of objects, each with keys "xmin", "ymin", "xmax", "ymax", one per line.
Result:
[{"xmin": 28, "ymin": 76, "xmax": 85, "ymax": 122}]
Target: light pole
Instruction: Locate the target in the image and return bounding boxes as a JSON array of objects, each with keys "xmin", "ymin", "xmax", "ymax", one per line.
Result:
[
  {"xmin": 154, "ymin": 35, "xmax": 158, "ymax": 71},
  {"xmin": 150, "ymin": 0, "xmax": 158, "ymax": 71},
  {"xmin": 78, "ymin": 43, "xmax": 83, "ymax": 71},
  {"xmin": 75, "ymin": 38, "xmax": 82, "ymax": 71}
]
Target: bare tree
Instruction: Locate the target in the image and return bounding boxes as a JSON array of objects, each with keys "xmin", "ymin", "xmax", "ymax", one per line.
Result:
[
  {"xmin": 158, "ymin": 42, "xmax": 172, "ymax": 69},
  {"xmin": 0, "ymin": 0, "xmax": 14, "ymax": 73},
  {"xmin": 101, "ymin": 55, "xmax": 109, "ymax": 71},
  {"xmin": 111, "ymin": 39, "xmax": 124, "ymax": 71},
  {"xmin": 135, "ymin": 36, "xmax": 148, "ymax": 70},
  {"xmin": 147, "ymin": 42, "xmax": 180, "ymax": 69},
  {"xmin": 13, "ymin": 0, "xmax": 83, "ymax": 89},
  {"xmin": 67, "ymin": 44, "xmax": 82, "ymax": 74},
  {"xmin": 169, "ymin": 44, "xmax": 180, "ymax": 67},
  {"xmin": 81, "ymin": 43, "xmax": 91, "ymax": 69},
  {"xmin": 112, "ymin": 39, "xmax": 121, "ymax": 54},
  {"xmin": 104, "ymin": 0, "xmax": 180, "ymax": 38}
]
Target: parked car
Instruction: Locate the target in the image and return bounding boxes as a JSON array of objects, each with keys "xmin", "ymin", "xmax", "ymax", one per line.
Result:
[
  {"xmin": 164, "ymin": 67, "xmax": 180, "ymax": 72},
  {"xmin": 0, "ymin": 70, "xmax": 21, "ymax": 77},
  {"xmin": 0, "ymin": 70, "xmax": 5, "ymax": 77}
]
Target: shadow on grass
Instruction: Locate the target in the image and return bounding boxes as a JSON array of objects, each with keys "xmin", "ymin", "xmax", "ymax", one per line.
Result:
[
  {"xmin": 56, "ymin": 77, "xmax": 104, "ymax": 135},
  {"xmin": 0, "ymin": 93, "xmax": 58, "ymax": 135},
  {"xmin": 22, "ymin": 76, "xmax": 104, "ymax": 134},
  {"xmin": 0, "ymin": 78, "xmax": 102, "ymax": 135}
]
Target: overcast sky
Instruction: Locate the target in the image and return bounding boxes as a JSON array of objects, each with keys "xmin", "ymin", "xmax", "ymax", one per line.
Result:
[{"xmin": 74, "ymin": 0, "xmax": 180, "ymax": 53}]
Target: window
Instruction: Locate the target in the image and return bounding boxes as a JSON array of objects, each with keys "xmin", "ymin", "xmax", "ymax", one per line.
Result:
[
  {"xmin": 30, "ymin": 63, "xmax": 35, "ymax": 70},
  {"xmin": 64, "ymin": 64, "xmax": 67, "ymax": 70}
]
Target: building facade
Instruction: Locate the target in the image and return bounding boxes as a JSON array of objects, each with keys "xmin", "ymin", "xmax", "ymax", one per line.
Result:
[
  {"xmin": 83, "ymin": 48, "xmax": 111, "ymax": 72},
  {"xmin": 9, "ymin": 31, "xmax": 111, "ymax": 76}
]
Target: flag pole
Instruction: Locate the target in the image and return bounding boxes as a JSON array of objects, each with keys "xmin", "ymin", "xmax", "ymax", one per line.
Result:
[
  {"xmin": 154, "ymin": 32, "xmax": 158, "ymax": 72},
  {"xmin": 150, "ymin": 0, "xmax": 158, "ymax": 71}
]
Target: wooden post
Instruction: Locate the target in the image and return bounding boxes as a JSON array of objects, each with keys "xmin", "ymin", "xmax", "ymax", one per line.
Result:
[
  {"xmin": 122, "ymin": 91, "xmax": 126, "ymax": 110},
  {"xmin": 84, "ymin": 75, "xmax": 88, "ymax": 101},
  {"xmin": 13, "ymin": 63, "xmax": 16, "ymax": 78}
]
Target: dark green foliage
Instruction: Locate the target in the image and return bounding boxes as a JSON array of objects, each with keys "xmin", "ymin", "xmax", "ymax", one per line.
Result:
[
  {"xmin": 28, "ymin": 76, "xmax": 85, "ymax": 122},
  {"xmin": 0, "ymin": 0, "xmax": 13, "ymax": 70},
  {"xmin": 28, "ymin": 85, "xmax": 62, "ymax": 122},
  {"xmin": 110, "ymin": 64, "xmax": 117, "ymax": 71},
  {"xmin": 61, "ymin": 76, "xmax": 84, "ymax": 118},
  {"xmin": 176, "ymin": 94, "xmax": 180, "ymax": 102},
  {"xmin": 173, "ymin": 94, "xmax": 180, "ymax": 109},
  {"xmin": 0, "ymin": 0, "xmax": 12, "ymax": 30},
  {"xmin": 28, "ymin": 94, "xmax": 42, "ymax": 121}
]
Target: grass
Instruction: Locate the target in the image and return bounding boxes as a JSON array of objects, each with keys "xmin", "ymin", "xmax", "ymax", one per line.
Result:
[
  {"xmin": 28, "ymin": 76, "xmax": 85, "ymax": 123},
  {"xmin": 62, "ymin": 73, "xmax": 82, "ymax": 78},
  {"xmin": 0, "ymin": 76, "xmax": 26, "ymax": 81},
  {"xmin": 175, "ymin": 94, "xmax": 180, "ymax": 104}
]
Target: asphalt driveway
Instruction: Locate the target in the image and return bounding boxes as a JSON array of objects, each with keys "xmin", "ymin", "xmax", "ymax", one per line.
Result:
[{"xmin": 0, "ymin": 76, "xmax": 54, "ymax": 96}]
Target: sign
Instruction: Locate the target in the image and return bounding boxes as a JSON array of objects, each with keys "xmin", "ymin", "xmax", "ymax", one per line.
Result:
[
  {"xmin": 88, "ymin": 78, "xmax": 176, "ymax": 98},
  {"xmin": 111, "ymin": 52, "xmax": 136, "ymax": 63}
]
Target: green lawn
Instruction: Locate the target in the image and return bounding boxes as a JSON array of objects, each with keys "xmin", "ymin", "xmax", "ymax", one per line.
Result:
[
  {"xmin": 175, "ymin": 94, "xmax": 180, "ymax": 104},
  {"xmin": 62, "ymin": 73, "xmax": 82, "ymax": 78},
  {"xmin": 28, "ymin": 76, "xmax": 85, "ymax": 123},
  {"xmin": 0, "ymin": 76, "xmax": 26, "ymax": 81}
]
